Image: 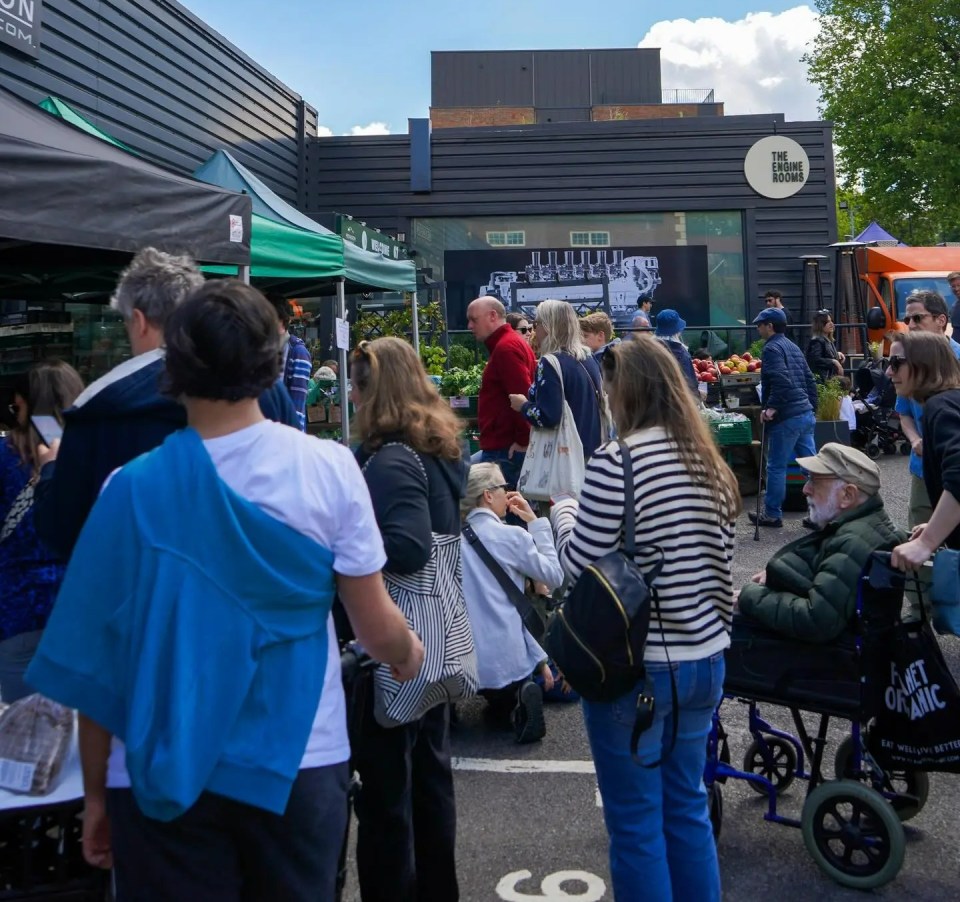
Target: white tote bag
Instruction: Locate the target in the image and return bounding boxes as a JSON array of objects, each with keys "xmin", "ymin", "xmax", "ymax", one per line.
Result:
[{"xmin": 517, "ymin": 354, "xmax": 585, "ymax": 501}]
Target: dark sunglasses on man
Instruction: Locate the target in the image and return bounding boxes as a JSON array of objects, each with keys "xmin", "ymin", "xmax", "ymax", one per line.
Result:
[{"xmin": 902, "ymin": 312, "xmax": 933, "ymax": 326}]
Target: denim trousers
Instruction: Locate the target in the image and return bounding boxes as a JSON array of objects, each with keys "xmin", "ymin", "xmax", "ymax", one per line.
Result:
[
  {"xmin": 583, "ymin": 653, "xmax": 725, "ymax": 902},
  {"xmin": 479, "ymin": 448, "xmax": 526, "ymax": 489},
  {"xmin": 763, "ymin": 411, "xmax": 817, "ymax": 519}
]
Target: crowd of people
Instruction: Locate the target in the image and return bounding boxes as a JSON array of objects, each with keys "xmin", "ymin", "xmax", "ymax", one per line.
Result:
[{"xmin": 2, "ymin": 263, "xmax": 957, "ymax": 900}]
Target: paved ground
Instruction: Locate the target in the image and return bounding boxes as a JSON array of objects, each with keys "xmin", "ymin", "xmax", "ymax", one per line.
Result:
[{"xmin": 343, "ymin": 454, "xmax": 960, "ymax": 901}]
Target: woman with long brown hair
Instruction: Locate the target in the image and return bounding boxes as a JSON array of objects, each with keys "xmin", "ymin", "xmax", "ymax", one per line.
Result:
[
  {"xmin": 1, "ymin": 359, "xmax": 83, "ymax": 701},
  {"xmin": 888, "ymin": 331, "xmax": 960, "ymax": 568},
  {"xmin": 805, "ymin": 309, "xmax": 845, "ymax": 382},
  {"xmin": 349, "ymin": 336, "xmax": 468, "ymax": 902},
  {"xmin": 550, "ymin": 336, "xmax": 739, "ymax": 901}
]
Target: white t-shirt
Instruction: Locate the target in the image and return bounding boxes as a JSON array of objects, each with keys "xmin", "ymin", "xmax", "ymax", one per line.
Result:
[{"xmin": 107, "ymin": 420, "xmax": 386, "ymax": 788}]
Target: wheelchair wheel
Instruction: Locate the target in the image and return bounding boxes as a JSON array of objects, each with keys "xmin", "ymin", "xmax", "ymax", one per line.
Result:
[
  {"xmin": 865, "ymin": 443, "xmax": 881, "ymax": 460},
  {"xmin": 899, "ymin": 441, "xmax": 911, "ymax": 456},
  {"xmin": 801, "ymin": 779, "xmax": 904, "ymax": 890},
  {"xmin": 709, "ymin": 782, "xmax": 722, "ymax": 841},
  {"xmin": 834, "ymin": 736, "xmax": 929, "ymax": 822},
  {"xmin": 743, "ymin": 736, "xmax": 797, "ymax": 795}
]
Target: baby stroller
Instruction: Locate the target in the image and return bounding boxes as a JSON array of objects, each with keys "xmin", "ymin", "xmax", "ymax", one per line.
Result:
[
  {"xmin": 851, "ymin": 360, "xmax": 908, "ymax": 459},
  {"xmin": 706, "ymin": 553, "xmax": 958, "ymax": 890}
]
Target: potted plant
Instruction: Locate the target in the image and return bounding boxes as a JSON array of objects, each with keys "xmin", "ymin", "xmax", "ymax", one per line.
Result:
[
  {"xmin": 439, "ymin": 364, "xmax": 484, "ymax": 418},
  {"xmin": 814, "ymin": 377, "xmax": 850, "ymax": 448}
]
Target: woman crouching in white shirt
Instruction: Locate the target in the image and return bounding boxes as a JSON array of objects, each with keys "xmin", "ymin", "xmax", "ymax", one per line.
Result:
[{"xmin": 460, "ymin": 463, "xmax": 565, "ymax": 743}]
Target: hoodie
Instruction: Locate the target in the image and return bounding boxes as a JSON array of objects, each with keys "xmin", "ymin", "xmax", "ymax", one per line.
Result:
[
  {"xmin": 355, "ymin": 438, "xmax": 469, "ymax": 573},
  {"xmin": 32, "ymin": 351, "xmax": 298, "ymax": 561},
  {"xmin": 26, "ymin": 428, "xmax": 336, "ymax": 821}
]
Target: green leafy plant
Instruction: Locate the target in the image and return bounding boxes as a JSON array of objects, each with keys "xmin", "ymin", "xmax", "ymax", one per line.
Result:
[
  {"xmin": 439, "ymin": 365, "xmax": 484, "ymax": 398},
  {"xmin": 420, "ymin": 344, "xmax": 447, "ymax": 375},
  {"xmin": 447, "ymin": 342, "xmax": 479, "ymax": 370},
  {"xmin": 749, "ymin": 338, "xmax": 766, "ymax": 360},
  {"xmin": 816, "ymin": 376, "xmax": 846, "ymax": 421}
]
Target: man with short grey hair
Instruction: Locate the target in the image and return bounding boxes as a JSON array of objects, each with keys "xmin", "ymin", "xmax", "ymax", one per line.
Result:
[{"xmin": 33, "ymin": 248, "xmax": 297, "ymax": 559}]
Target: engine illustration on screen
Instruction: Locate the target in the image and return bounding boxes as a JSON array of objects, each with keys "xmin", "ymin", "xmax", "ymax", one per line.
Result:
[{"xmin": 479, "ymin": 250, "xmax": 661, "ymax": 326}]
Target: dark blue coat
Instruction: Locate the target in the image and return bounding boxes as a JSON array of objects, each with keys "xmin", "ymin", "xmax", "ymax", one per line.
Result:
[
  {"xmin": 522, "ymin": 351, "xmax": 604, "ymax": 458},
  {"xmin": 33, "ymin": 356, "xmax": 298, "ymax": 561},
  {"xmin": 760, "ymin": 334, "xmax": 818, "ymax": 421}
]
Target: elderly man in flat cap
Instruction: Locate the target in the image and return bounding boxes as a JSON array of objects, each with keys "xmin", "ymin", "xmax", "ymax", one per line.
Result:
[{"xmin": 736, "ymin": 443, "xmax": 907, "ymax": 642}]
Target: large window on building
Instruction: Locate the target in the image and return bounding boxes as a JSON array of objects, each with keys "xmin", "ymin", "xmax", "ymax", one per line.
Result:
[{"xmin": 412, "ymin": 212, "xmax": 745, "ymax": 330}]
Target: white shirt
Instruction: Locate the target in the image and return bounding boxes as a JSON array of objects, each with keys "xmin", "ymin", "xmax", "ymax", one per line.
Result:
[
  {"xmin": 460, "ymin": 508, "xmax": 564, "ymax": 689},
  {"xmin": 107, "ymin": 420, "xmax": 386, "ymax": 788}
]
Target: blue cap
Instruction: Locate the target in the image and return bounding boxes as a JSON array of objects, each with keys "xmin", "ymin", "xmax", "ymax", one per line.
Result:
[
  {"xmin": 654, "ymin": 309, "xmax": 686, "ymax": 336},
  {"xmin": 753, "ymin": 307, "xmax": 787, "ymax": 326}
]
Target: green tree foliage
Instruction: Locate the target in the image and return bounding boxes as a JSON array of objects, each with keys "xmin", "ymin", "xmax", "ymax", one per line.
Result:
[{"xmin": 806, "ymin": 2, "xmax": 960, "ymax": 244}]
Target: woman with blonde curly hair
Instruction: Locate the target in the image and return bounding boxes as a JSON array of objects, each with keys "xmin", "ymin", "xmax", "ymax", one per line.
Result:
[{"xmin": 349, "ymin": 336, "xmax": 468, "ymax": 901}]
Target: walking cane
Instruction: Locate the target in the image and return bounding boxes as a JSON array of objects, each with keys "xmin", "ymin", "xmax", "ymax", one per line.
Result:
[{"xmin": 754, "ymin": 415, "xmax": 766, "ymax": 542}]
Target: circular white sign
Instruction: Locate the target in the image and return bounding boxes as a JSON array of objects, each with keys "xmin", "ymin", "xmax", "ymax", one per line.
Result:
[{"xmin": 744, "ymin": 136, "xmax": 810, "ymax": 199}]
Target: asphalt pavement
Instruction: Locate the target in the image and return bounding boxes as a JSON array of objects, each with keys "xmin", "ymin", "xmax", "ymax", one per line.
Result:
[{"xmin": 342, "ymin": 453, "xmax": 960, "ymax": 901}]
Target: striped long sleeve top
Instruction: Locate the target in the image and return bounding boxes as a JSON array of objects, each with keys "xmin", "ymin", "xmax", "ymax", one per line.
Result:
[{"xmin": 550, "ymin": 427, "xmax": 736, "ymax": 663}]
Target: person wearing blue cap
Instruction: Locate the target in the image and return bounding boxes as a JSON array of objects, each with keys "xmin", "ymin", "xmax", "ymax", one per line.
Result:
[
  {"xmin": 750, "ymin": 307, "xmax": 819, "ymax": 528},
  {"xmin": 654, "ymin": 309, "xmax": 698, "ymax": 394}
]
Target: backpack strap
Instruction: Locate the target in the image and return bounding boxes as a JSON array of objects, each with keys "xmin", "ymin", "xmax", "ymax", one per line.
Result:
[{"xmin": 462, "ymin": 522, "xmax": 545, "ymax": 641}]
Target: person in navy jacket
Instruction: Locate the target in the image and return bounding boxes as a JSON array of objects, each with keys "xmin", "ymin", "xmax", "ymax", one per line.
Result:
[{"xmin": 750, "ymin": 307, "xmax": 818, "ymax": 529}]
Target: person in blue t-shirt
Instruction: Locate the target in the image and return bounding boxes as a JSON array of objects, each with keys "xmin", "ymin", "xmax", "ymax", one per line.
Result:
[{"xmin": 895, "ymin": 290, "xmax": 960, "ymax": 528}]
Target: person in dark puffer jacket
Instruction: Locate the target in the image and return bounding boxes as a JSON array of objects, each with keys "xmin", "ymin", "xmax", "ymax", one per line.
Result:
[
  {"xmin": 750, "ymin": 307, "xmax": 819, "ymax": 529},
  {"xmin": 737, "ymin": 444, "xmax": 905, "ymax": 642}
]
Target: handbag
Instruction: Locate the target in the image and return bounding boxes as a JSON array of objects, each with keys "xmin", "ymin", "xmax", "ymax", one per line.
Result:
[
  {"xmin": 362, "ymin": 444, "xmax": 479, "ymax": 727},
  {"xmin": 461, "ymin": 523, "xmax": 546, "ymax": 642},
  {"xmin": 517, "ymin": 354, "xmax": 585, "ymax": 501},
  {"xmin": 931, "ymin": 549, "xmax": 960, "ymax": 636}
]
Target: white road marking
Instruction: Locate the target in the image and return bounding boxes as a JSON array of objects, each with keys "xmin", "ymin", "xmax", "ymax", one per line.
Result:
[
  {"xmin": 496, "ymin": 869, "xmax": 607, "ymax": 901},
  {"xmin": 452, "ymin": 757, "xmax": 596, "ymax": 774}
]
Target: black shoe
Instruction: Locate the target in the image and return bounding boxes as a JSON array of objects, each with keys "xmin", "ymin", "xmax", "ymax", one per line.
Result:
[
  {"xmin": 748, "ymin": 512, "xmax": 783, "ymax": 528},
  {"xmin": 513, "ymin": 681, "xmax": 546, "ymax": 744},
  {"xmin": 801, "ymin": 517, "xmax": 817, "ymax": 530}
]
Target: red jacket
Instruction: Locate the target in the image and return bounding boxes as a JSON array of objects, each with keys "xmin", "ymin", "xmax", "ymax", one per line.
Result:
[{"xmin": 478, "ymin": 324, "xmax": 536, "ymax": 450}]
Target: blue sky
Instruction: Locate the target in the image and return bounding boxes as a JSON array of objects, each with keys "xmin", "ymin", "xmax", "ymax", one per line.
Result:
[{"xmin": 183, "ymin": 1, "xmax": 821, "ymax": 134}]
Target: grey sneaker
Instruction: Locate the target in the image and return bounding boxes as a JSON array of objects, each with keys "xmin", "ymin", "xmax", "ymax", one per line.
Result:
[
  {"xmin": 513, "ymin": 681, "xmax": 546, "ymax": 744},
  {"xmin": 748, "ymin": 512, "xmax": 783, "ymax": 528}
]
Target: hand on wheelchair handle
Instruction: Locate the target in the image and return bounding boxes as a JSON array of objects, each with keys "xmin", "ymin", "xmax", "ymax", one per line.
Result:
[{"xmin": 891, "ymin": 537, "xmax": 935, "ymax": 572}]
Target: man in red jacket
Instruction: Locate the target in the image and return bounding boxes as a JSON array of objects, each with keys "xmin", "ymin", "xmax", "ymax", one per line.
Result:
[{"xmin": 467, "ymin": 296, "xmax": 536, "ymax": 489}]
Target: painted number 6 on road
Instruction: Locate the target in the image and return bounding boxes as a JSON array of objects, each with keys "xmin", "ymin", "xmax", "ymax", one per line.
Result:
[{"xmin": 496, "ymin": 869, "xmax": 607, "ymax": 901}]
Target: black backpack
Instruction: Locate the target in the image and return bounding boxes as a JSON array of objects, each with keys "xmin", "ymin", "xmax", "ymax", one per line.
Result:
[{"xmin": 542, "ymin": 440, "xmax": 663, "ymax": 703}]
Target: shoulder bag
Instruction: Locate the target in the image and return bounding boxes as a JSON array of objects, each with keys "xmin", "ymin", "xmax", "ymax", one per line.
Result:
[
  {"xmin": 461, "ymin": 523, "xmax": 546, "ymax": 642},
  {"xmin": 362, "ymin": 443, "xmax": 478, "ymax": 727},
  {"xmin": 517, "ymin": 354, "xmax": 585, "ymax": 501}
]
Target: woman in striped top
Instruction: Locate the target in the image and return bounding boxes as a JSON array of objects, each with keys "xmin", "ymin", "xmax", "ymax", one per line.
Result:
[{"xmin": 551, "ymin": 336, "xmax": 740, "ymax": 902}]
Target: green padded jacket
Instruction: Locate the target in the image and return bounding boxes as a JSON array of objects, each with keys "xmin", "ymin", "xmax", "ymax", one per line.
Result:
[{"xmin": 738, "ymin": 494, "xmax": 906, "ymax": 642}]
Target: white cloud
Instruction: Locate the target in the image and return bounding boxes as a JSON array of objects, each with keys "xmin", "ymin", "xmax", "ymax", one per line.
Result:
[
  {"xmin": 316, "ymin": 124, "xmax": 334, "ymax": 138},
  {"xmin": 347, "ymin": 122, "xmax": 391, "ymax": 136},
  {"xmin": 638, "ymin": 6, "xmax": 821, "ymax": 121}
]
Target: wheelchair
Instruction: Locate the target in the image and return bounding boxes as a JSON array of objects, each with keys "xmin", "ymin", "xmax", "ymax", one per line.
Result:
[{"xmin": 705, "ymin": 552, "xmax": 932, "ymax": 890}]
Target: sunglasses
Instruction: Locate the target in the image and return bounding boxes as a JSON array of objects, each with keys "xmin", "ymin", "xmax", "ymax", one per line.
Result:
[
  {"xmin": 887, "ymin": 355, "xmax": 907, "ymax": 372},
  {"xmin": 902, "ymin": 313, "xmax": 933, "ymax": 325},
  {"xmin": 486, "ymin": 483, "xmax": 509, "ymax": 492},
  {"xmin": 517, "ymin": 326, "xmax": 532, "ymax": 334}
]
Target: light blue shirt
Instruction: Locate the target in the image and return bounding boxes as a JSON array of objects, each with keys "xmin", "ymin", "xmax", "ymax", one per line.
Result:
[
  {"xmin": 896, "ymin": 337, "xmax": 960, "ymax": 479},
  {"xmin": 460, "ymin": 508, "xmax": 564, "ymax": 689}
]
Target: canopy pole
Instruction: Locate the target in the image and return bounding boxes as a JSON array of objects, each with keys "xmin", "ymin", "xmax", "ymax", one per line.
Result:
[
  {"xmin": 238, "ymin": 265, "xmax": 251, "ymax": 285},
  {"xmin": 410, "ymin": 291, "xmax": 420, "ymax": 356},
  {"xmin": 337, "ymin": 278, "xmax": 350, "ymax": 448}
]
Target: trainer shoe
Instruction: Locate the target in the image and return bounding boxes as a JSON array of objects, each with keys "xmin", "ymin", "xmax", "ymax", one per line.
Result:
[
  {"xmin": 748, "ymin": 512, "xmax": 783, "ymax": 528},
  {"xmin": 513, "ymin": 680, "xmax": 546, "ymax": 744},
  {"xmin": 801, "ymin": 517, "xmax": 818, "ymax": 530}
]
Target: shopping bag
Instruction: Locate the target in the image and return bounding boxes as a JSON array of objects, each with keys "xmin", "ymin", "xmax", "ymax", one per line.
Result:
[
  {"xmin": 868, "ymin": 618, "xmax": 960, "ymax": 773},
  {"xmin": 931, "ymin": 549, "xmax": 960, "ymax": 636},
  {"xmin": 517, "ymin": 355, "xmax": 585, "ymax": 501}
]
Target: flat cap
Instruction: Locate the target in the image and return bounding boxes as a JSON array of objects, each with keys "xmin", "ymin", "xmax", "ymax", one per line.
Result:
[{"xmin": 796, "ymin": 443, "xmax": 881, "ymax": 496}]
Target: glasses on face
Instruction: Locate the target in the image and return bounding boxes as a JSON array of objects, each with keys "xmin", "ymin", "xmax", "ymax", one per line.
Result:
[
  {"xmin": 887, "ymin": 355, "xmax": 907, "ymax": 372},
  {"xmin": 804, "ymin": 473, "xmax": 842, "ymax": 483},
  {"xmin": 903, "ymin": 312, "xmax": 932, "ymax": 326},
  {"xmin": 488, "ymin": 483, "xmax": 509, "ymax": 492},
  {"xmin": 517, "ymin": 326, "xmax": 532, "ymax": 334}
]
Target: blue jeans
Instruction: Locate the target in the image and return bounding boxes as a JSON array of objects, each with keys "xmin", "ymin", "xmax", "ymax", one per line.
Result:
[
  {"xmin": 583, "ymin": 654, "xmax": 725, "ymax": 902},
  {"xmin": 763, "ymin": 411, "xmax": 816, "ymax": 519}
]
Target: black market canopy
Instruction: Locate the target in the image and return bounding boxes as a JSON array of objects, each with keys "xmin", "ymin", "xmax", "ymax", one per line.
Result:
[{"xmin": 0, "ymin": 86, "xmax": 251, "ymax": 298}]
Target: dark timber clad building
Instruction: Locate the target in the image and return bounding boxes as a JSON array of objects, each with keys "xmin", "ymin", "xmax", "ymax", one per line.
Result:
[{"xmin": 1, "ymin": 8, "xmax": 836, "ymax": 328}]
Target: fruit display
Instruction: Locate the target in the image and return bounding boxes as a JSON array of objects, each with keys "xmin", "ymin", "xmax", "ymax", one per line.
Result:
[
  {"xmin": 716, "ymin": 352, "xmax": 761, "ymax": 376},
  {"xmin": 692, "ymin": 358, "xmax": 719, "ymax": 383}
]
